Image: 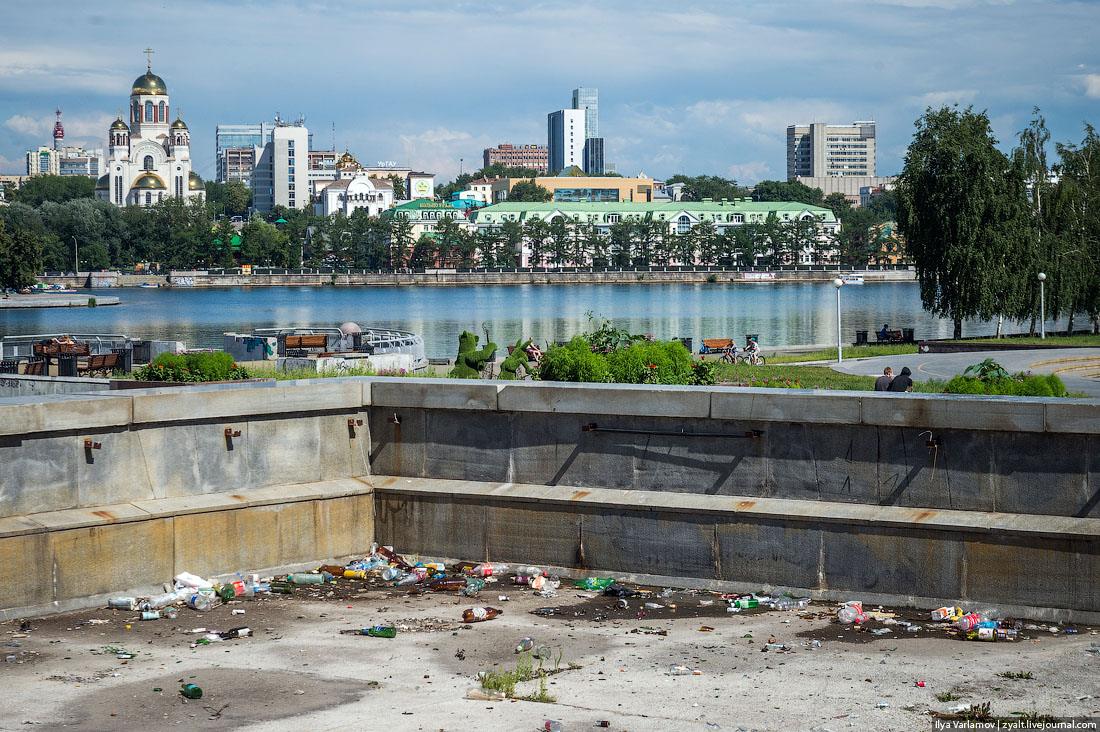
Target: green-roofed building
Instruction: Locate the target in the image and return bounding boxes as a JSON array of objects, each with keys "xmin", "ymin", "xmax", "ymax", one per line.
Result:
[
  {"xmin": 471, "ymin": 200, "xmax": 839, "ymax": 267},
  {"xmin": 383, "ymin": 199, "xmax": 475, "ymax": 240}
]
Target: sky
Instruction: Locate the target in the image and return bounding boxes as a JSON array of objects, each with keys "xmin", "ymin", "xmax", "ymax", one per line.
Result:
[{"xmin": 1, "ymin": 0, "xmax": 1098, "ymax": 185}]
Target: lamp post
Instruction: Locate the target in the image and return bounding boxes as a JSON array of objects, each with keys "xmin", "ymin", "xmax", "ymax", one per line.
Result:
[
  {"xmin": 1037, "ymin": 272, "xmax": 1046, "ymax": 339},
  {"xmin": 833, "ymin": 278, "xmax": 844, "ymax": 363},
  {"xmin": 71, "ymin": 236, "xmax": 78, "ymax": 274}
]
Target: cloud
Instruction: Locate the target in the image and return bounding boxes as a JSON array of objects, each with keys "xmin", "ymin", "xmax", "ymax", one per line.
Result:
[
  {"xmin": 727, "ymin": 161, "xmax": 773, "ymax": 183},
  {"xmin": 0, "ymin": 49, "xmax": 123, "ymax": 94},
  {"xmin": 1081, "ymin": 74, "xmax": 1100, "ymax": 99},
  {"xmin": 3, "ymin": 114, "xmax": 47, "ymax": 137},
  {"xmin": 906, "ymin": 90, "xmax": 980, "ymax": 108},
  {"xmin": 392, "ymin": 127, "xmax": 494, "ymax": 180}
]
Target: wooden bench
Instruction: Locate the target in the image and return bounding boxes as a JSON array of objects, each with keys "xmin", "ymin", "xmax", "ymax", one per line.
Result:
[
  {"xmin": 23, "ymin": 360, "xmax": 46, "ymax": 376},
  {"xmin": 284, "ymin": 334, "xmax": 329, "ymax": 350},
  {"xmin": 78, "ymin": 353, "xmax": 120, "ymax": 377},
  {"xmin": 699, "ymin": 338, "xmax": 734, "ymax": 354}
]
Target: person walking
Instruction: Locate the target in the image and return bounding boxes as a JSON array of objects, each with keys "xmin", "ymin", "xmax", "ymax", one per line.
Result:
[
  {"xmin": 888, "ymin": 366, "xmax": 914, "ymax": 392},
  {"xmin": 874, "ymin": 367, "xmax": 894, "ymax": 391}
]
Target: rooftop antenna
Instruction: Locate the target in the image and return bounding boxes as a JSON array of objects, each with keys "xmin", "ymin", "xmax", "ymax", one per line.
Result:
[{"xmin": 331, "ymin": 121, "xmax": 335, "ymax": 152}]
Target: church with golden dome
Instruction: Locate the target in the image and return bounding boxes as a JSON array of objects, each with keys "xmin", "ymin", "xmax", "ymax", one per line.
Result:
[{"xmin": 95, "ymin": 51, "xmax": 204, "ymax": 208}]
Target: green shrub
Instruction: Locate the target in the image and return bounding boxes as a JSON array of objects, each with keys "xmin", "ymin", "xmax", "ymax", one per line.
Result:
[
  {"xmin": 606, "ymin": 340, "xmax": 693, "ymax": 384},
  {"xmin": 131, "ymin": 351, "xmax": 251, "ymax": 382},
  {"xmin": 538, "ymin": 337, "xmax": 610, "ymax": 383},
  {"xmin": 943, "ymin": 371, "xmax": 1068, "ymax": 397}
]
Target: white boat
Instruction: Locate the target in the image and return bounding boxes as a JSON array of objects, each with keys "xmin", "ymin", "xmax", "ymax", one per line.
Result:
[
  {"xmin": 138, "ymin": 283, "xmax": 159, "ymax": 288},
  {"xmin": 840, "ymin": 275, "xmax": 865, "ymax": 285}
]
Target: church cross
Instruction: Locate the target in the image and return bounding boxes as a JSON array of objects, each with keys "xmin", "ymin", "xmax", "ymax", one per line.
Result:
[{"xmin": 143, "ymin": 48, "xmax": 155, "ymax": 71}]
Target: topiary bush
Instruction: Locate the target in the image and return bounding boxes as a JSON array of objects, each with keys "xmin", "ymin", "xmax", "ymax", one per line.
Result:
[{"xmin": 538, "ymin": 336, "xmax": 714, "ymax": 386}]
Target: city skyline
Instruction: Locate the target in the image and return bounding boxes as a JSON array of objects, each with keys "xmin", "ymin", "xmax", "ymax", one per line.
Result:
[{"xmin": 1, "ymin": 0, "xmax": 1098, "ymax": 185}]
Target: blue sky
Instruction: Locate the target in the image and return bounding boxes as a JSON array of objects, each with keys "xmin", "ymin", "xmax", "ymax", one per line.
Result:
[{"xmin": 1, "ymin": 0, "xmax": 1098, "ymax": 184}]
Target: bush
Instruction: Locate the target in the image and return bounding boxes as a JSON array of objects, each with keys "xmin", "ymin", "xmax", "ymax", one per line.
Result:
[
  {"xmin": 538, "ymin": 337, "xmax": 714, "ymax": 386},
  {"xmin": 537, "ymin": 337, "xmax": 610, "ymax": 383},
  {"xmin": 131, "ymin": 351, "xmax": 252, "ymax": 382},
  {"xmin": 943, "ymin": 372, "xmax": 1067, "ymax": 397}
]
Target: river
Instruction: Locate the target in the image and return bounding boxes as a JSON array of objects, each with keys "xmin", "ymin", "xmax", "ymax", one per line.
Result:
[{"xmin": 0, "ymin": 283, "xmax": 1054, "ymax": 358}]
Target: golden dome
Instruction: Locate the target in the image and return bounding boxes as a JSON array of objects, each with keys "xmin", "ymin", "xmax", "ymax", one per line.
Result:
[
  {"xmin": 170, "ymin": 117, "xmax": 188, "ymax": 130},
  {"xmin": 335, "ymin": 149, "xmax": 361, "ymax": 170},
  {"xmin": 132, "ymin": 72, "xmax": 168, "ymax": 96},
  {"xmin": 95, "ymin": 174, "xmax": 109, "ymax": 190},
  {"xmin": 132, "ymin": 172, "xmax": 166, "ymax": 189},
  {"xmin": 110, "ymin": 117, "xmax": 129, "ymax": 131},
  {"xmin": 188, "ymin": 171, "xmax": 204, "ymax": 190}
]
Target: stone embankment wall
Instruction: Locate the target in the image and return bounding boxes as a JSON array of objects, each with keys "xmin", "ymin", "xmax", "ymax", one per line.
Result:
[
  {"xmin": 1, "ymin": 378, "xmax": 1096, "ymax": 622},
  {"xmin": 38, "ymin": 268, "xmax": 915, "ymax": 288}
]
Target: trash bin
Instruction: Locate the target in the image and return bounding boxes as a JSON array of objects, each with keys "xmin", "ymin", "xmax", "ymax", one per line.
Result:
[
  {"xmin": 112, "ymin": 347, "xmax": 132, "ymax": 372},
  {"xmin": 856, "ymin": 330, "xmax": 868, "ymax": 346},
  {"xmin": 677, "ymin": 337, "xmax": 693, "ymax": 353},
  {"xmin": 58, "ymin": 354, "xmax": 78, "ymax": 377},
  {"xmin": 903, "ymin": 328, "xmax": 915, "ymax": 343}
]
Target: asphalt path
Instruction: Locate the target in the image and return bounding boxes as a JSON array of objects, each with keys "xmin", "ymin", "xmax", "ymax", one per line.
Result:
[{"xmin": 826, "ymin": 347, "xmax": 1100, "ymax": 396}]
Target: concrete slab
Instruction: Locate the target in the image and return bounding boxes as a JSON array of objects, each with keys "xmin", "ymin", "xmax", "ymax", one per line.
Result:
[
  {"xmin": 498, "ymin": 381, "xmax": 711, "ymax": 417},
  {"xmin": 712, "ymin": 389, "xmax": 862, "ymax": 424},
  {"xmin": 370, "ymin": 378, "xmax": 499, "ymax": 411},
  {"xmin": 131, "ymin": 380, "xmax": 361, "ymax": 423},
  {"xmin": 861, "ymin": 392, "xmax": 1047, "ymax": 432}
]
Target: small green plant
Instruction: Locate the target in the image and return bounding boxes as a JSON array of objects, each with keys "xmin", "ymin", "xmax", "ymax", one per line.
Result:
[
  {"xmin": 1011, "ymin": 705, "xmax": 1057, "ymax": 723},
  {"xmin": 998, "ymin": 671, "xmax": 1034, "ymax": 680},
  {"xmin": 515, "ymin": 650, "xmax": 534, "ymax": 682},
  {"xmin": 936, "ymin": 691, "xmax": 961, "ymax": 702},
  {"xmin": 963, "ymin": 358, "xmax": 1010, "ymax": 381},
  {"xmin": 88, "ymin": 297, "xmax": 97, "ymax": 307},
  {"xmin": 636, "ymin": 273, "xmax": 645, "ymax": 281},
  {"xmin": 516, "ymin": 657, "xmax": 557, "ymax": 704},
  {"xmin": 706, "ymin": 273, "xmax": 718, "ymax": 283},
  {"xmin": 961, "ymin": 701, "xmax": 994, "ymax": 722},
  {"xmin": 479, "ymin": 666, "xmax": 518, "ymax": 697},
  {"xmin": 131, "ymin": 351, "xmax": 252, "ymax": 383}
]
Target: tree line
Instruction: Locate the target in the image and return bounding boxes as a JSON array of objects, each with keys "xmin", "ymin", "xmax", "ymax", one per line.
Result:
[{"xmin": 897, "ymin": 107, "xmax": 1100, "ymax": 337}]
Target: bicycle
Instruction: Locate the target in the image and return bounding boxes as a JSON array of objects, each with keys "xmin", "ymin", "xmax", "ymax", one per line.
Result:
[
  {"xmin": 718, "ymin": 348, "xmax": 737, "ymax": 365},
  {"xmin": 736, "ymin": 351, "xmax": 766, "ymax": 366}
]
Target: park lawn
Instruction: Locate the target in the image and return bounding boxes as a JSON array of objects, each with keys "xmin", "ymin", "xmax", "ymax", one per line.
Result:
[
  {"xmin": 956, "ymin": 334, "xmax": 1100, "ymax": 347},
  {"xmin": 712, "ymin": 362, "xmax": 947, "ymax": 392},
  {"xmin": 764, "ymin": 343, "xmax": 919, "ymax": 364}
]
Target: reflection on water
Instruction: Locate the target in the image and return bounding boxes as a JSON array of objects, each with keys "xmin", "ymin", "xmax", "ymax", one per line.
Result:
[{"xmin": 0, "ymin": 283, "xmax": 1055, "ymax": 359}]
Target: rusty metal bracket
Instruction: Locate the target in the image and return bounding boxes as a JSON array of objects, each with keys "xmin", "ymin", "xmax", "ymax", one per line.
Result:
[
  {"xmin": 582, "ymin": 423, "xmax": 762, "ymax": 438},
  {"xmin": 387, "ymin": 413, "xmax": 401, "ymax": 425},
  {"xmin": 224, "ymin": 427, "xmax": 241, "ymax": 451},
  {"xmin": 348, "ymin": 417, "xmax": 364, "ymax": 437}
]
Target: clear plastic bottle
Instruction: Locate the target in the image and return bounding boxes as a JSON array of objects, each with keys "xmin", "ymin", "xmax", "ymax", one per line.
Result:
[
  {"xmin": 288, "ymin": 572, "xmax": 330, "ymax": 584},
  {"xmin": 469, "ymin": 563, "xmax": 509, "ymax": 578},
  {"xmin": 667, "ymin": 665, "xmax": 702, "ymax": 675},
  {"xmin": 145, "ymin": 591, "xmax": 179, "ymax": 609},
  {"xmin": 955, "ymin": 613, "xmax": 987, "ymax": 631},
  {"xmin": 515, "ymin": 637, "xmax": 534, "ymax": 653},
  {"xmin": 837, "ymin": 604, "xmax": 865, "ymax": 624},
  {"xmin": 541, "ymin": 720, "xmax": 563, "ymax": 732},
  {"xmin": 108, "ymin": 597, "xmax": 138, "ymax": 610},
  {"xmin": 381, "ymin": 567, "xmax": 404, "ymax": 582},
  {"xmin": 186, "ymin": 593, "xmax": 216, "ymax": 612}
]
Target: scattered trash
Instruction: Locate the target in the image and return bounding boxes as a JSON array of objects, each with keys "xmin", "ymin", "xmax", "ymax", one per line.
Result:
[
  {"xmin": 838, "ymin": 601, "xmax": 865, "ymax": 624},
  {"xmin": 668, "ymin": 665, "xmax": 703, "ymax": 676},
  {"xmin": 465, "ymin": 687, "xmax": 506, "ymax": 701},
  {"xmin": 574, "ymin": 578, "xmax": 616, "ymax": 591},
  {"xmin": 516, "ymin": 637, "xmax": 534, "ymax": 653},
  {"xmin": 699, "ymin": 626, "xmax": 715, "ymax": 632},
  {"xmin": 462, "ymin": 607, "xmax": 502, "ymax": 623},
  {"xmin": 541, "ymin": 720, "xmax": 563, "ymax": 732},
  {"xmin": 356, "ymin": 626, "xmax": 396, "ymax": 638},
  {"xmin": 180, "ymin": 684, "xmax": 203, "ymax": 700}
]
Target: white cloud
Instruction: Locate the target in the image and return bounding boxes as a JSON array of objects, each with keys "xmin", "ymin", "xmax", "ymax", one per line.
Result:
[
  {"xmin": 727, "ymin": 161, "xmax": 773, "ymax": 184},
  {"xmin": 3, "ymin": 114, "xmax": 48, "ymax": 137},
  {"xmin": 1081, "ymin": 74, "xmax": 1100, "ymax": 99},
  {"xmin": 0, "ymin": 49, "xmax": 123, "ymax": 94},
  {"xmin": 907, "ymin": 90, "xmax": 980, "ymax": 108},
  {"xmin": 392, "ymin": 127, "xmax": 494, "ymax": 180}
]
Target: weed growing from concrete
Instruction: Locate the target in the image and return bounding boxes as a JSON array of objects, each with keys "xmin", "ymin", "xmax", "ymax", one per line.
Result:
[
  {"xmin": 936, "ymin": 691, "xmax": 961, "ymax": 702},
  {"xmin": 999, "ymin": 671, "xmax": 1034, "ymax": 680}
]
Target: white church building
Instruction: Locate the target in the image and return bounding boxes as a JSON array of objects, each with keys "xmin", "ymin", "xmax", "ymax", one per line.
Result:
[
  {"xmin": 313, "ymin": 149, "xmax": 394, "ymax": 218},
  {"xmin": 95, "ymin": 54, "xmax": 204, "ymax": 208}
]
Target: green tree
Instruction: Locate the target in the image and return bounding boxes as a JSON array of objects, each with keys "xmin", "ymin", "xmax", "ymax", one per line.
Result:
[
  {"xmin": 1050, "ymin": 124, "xmax": 1100, "ymax": 332},
  {"xmin": 836, "ymin": 207, "xmax": 879, "ymax": 265},
  {"xmin": 224, "ymin": 181, "xmax": 252, "ymax": 218},
  {"xmin": 665, "ymin": 175, "xmax": 749, "ymax": 202},
  {"xmin": 0, "ymin": 221, "xmax": 44, "ymax": 290},
  {"xmin": 523, "ymin": 218, "xmax": 552, "ymax": 267},
  {"xmin": 384, "ymin": 174, "xmax": 406, "ymax": 200},
  {"xmin": 751, "ymin": 180, "xmax": 824, "ymax": 206},
  {"xmin": 822, "ymin": 192, "xmax": 853, "ymax": 222},
  {"xmin": 239, "ymin": 219, "xmax": 291, "ymax": 266},
  {"xmin": 507, "ymin": 179, "xmax": 553, "ymax": 203},
  {"xmin": 896, "ymin": 106, "xmax": 1029, "ymax": 338},
  {"xmin": 497, "ymin": 220, "xmax": 522, "ymax": 267},
  {"xmin": 14, "ymin": 175, "xmax": 95, "ymax": 206}
]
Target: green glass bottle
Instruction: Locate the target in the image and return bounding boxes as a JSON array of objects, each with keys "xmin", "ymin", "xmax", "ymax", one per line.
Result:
[
  {"xmin": 269, "ymin": 581, "xmax": 294, "ymax": 594},
  {"xmin": 359, "ymin": 626, "xmax": 396, "ymax": 638},
  {"xmin": 180, "ymin": 683, "xmax": 203, "ymax": 699}
]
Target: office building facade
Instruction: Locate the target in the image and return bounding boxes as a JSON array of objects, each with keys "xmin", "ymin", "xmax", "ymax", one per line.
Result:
[
  {"xmin": 572, "ymin": 87, "xmax": 598, "ymax": 138},
  {"xmin": 215, "ymin": 123, "xmax": 274, "ymax": 182},
  {"xmin": 482, "ymin": 144, "xmax": 548, "ymax": 172},
  {"xmin": 250, "ymin": 121, "xmax": 308, "ymax": 213},
  {"xmin": 547, "ymin": 109, "xmax": 585, "ymax": 173},
  {"xmin": 582, "ymin": 137, "xmax": 604, "ymax": 175},
  {"xmin": 786, "ymin": 121, "xmax": 876, "ymax": 179}
]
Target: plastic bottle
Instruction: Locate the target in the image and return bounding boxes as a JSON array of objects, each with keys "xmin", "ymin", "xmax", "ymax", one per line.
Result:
[
  {"xmin": 288, "ymin": 572, "xmax": 331, "ymax": 584},
  {"xmin": 186, "ymin": 593, "xmax": 217, "ymax": 612},
  {"xmin": 838, "ymin": 604, "xmax": 865, "ymax": 624},
  {"xmin": 429, "ymin": 578, "xmax": 466, "ymax": 592},
  {"xmin": 175, "ymin": 572, "xmax": 213, "ymax": 590},
  {"xmin": 462, "ymin": 607, "xmax": 502, "ymax": 623},
  {"xmin": 318, "ymin": 564, "xmax": 346, "ymax": 576},
  {"xmin": 573, "ymin": 578, "xmax": 615, "ymax": 591},
  {"xmin": 358, "ymin": 626, "xmax": 396, "ymax": 638},
  {"xmin": 376, "ymin": 545, "xmax": 412, "ymax": 570},
  {"xmin": 667, "ymin": 665, "xmax": 702, "ymax": 675},
  {"xmin": 515, "ymin": 637, "xmax": 534, "ymax": 653},
  {"xmin": 465, "ymin": 687, "xmax": 506, "ymax": 701},
  {"xmin": 524, "ymin": 566, "xmax": 546, "ymax": 577},
  {"xmin": 955, "ymin": 613, "xmax": 987, "ymax": 631},
  {"xmin": 396, "ymin": 570, "xmax": 424, "ymax": 586},
  {"xmin": 469, "ymin": 563, "xmax": 508, "ymax": 578},
  {"xmin": 731, "ymin": 597, "xmax": 758, "ymax": 609},
  {"xmin": 343, "ymin": 570, "xmax": 368, "ymax": 579},
  {"xmin": 108, "ymin": 597, "xmax": 138, "ymax": 610},
  {"xmin": 144, "ymin": 591, "xmax": 179, "ymax": 610},
  {"xmin": 462, "ymin": 578, "xmax": 485, "ymax": 597},
  {"xmin": 180, "ymin": 683, "xmax": 203, "ymax": 699},
  {"xmin": 541, "ymin": 721, "xmax": 563, "ymax": 732},
  {"xmin": 250, "ymin": 582, "xmax": 270, "ymax": 595},
  {"xmin": 380, "ymin": 567, "xmax": 404, "ymax": 582}
]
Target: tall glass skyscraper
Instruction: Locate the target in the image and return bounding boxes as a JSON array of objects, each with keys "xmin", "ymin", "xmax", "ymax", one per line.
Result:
[{"xmin": 571, "ymin": 87, "xmax": 598, "ymax": 138}]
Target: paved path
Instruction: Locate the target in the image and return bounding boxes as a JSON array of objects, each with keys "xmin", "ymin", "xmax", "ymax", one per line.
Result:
[
  {"xmin": 0, "ymin": 294, "xmax": 119, "ymax": 308},
  {"xmin": 827, "ymin": 347, "xmax": 1100, "ymax": 396}
]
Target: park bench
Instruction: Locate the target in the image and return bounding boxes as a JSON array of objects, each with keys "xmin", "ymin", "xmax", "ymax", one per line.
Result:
[
  {"xmin": 0, "ymin": 359, "xmax": 18, "ymax": 374},
  {"xmin": 23, "ymin": 360, "xmax": 46, "ymax": 376},
  {"xmin": 78, "ymin": 353, "xmax": 120, "ymax": 377},
  {"xmin": 284, "ymin": 334, "xmax": 329, "ymax": 356},
  {"xmin": 699, "ymin": 338, "xmax": 734, "ymax": 354}
]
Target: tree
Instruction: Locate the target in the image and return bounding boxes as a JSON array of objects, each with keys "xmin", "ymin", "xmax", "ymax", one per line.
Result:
[
  {"xmin": 822, "ymin": 192, "xmax": 853, "ymax": 222},
  {"xmin": 14, "ymin": 175, "xmax": 94, "ymax": 206},
  {"xmin": 0, "ymin": 221, "xmax": 44, "ymax": 290},
  {"xmin": 385, "ymin": 174, "xmax": 406, "ymax": 200},
  {"xmin": 239, "ymin": 219, "xmax": 291, "ymax": 266},
  {"xmin": 665, "ymin": 175, "xmax": 749, "ymax": 202},
  {"xmin": 1050, "ymin": 124, "xmax": 1100, "ymax": 332},
  {"xmin": 896, "ymin": 106, "xmax": 1029, "ymax": 338},
  {"xmin": 224, "ymin": 181, "xmax": 252, "ymax": 218},
  {"xmin": 523, "ymin": 218, "xmax": 552, "ymax": 266},
  {"xmin": 507, "ymin": 180, "xmax": 552, "ymax": 202},
  {"xmin": 751, "ymin": 180, "xmax": 824, "ymax": 206}
]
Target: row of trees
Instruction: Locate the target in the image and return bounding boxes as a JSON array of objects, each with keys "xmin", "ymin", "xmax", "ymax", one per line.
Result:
[{"xmin": 898, "ymin": 107, "xmax": 1100, "ymax": 337}]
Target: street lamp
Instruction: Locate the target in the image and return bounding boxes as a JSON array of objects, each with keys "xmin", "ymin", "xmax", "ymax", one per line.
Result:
[
  {"xmin": 1037, "ymin": 272, "xmax": 1046, "ymax": 339},
  {"xmin": 833, "ymin": 278, "xmax": 844, "ymax": 363},
  {"xmin": 71, "ymin": 236, "xmax": 78, "ymax": 274}
]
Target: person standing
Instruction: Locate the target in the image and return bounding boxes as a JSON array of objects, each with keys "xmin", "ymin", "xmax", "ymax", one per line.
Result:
[
  {"xmin": 874, "ymin": 367, "xmax": 894, "ymax": 391},
  {"xmin": 888, "ymin": 366, "xmax": 914, "ymax": 392}
]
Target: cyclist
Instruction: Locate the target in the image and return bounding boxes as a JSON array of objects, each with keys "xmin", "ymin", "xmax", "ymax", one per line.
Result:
[{"xmin": 720, "ymin": 337, "xmax": 738, "ymax": 363}]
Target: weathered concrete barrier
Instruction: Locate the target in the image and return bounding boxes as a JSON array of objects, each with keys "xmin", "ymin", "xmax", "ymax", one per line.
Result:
[
  {"xmin": 1, "ymin": 378, "xmax": 1097, "ymax": 621},
  {"xmin": 0, "ymin": 374, "xmax": 111, "ymax": 398}
]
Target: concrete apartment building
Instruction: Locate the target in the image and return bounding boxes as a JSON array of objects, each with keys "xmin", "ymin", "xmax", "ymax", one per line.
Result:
[
  {"xmin": 483, "ymin": 144, "xmax": 548, "ymax": 172},
  {"xmin": 547, "ymin": 109, "xmax": 585, "ymax": 173},
  {"xmin": 250, "ymin": 121, "xmax": 308, "ymax": 213},
  {"xmin": 787, "ymin": 121, "xmax": 876, "ymax": 179},
  {"xmin": 483, "ymin": 172, "xmax": 655, "ymax": 204}
]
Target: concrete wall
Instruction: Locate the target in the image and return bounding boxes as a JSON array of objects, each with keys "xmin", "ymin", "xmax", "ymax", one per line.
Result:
[
  {"xmin": 1, "ymin": 378, "xmax": 1097, "ymax": 622},
  {"xmin": 0, "ymin": 374, "xmax": 111, "ymax": 398}
]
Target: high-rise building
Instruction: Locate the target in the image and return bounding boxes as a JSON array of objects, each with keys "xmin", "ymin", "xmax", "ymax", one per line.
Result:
[
  {"xmin": 547, "ymin": 109, "xmax": 585, "ymax": 173},
  {"xmin": 482, "ymin": 144, "xmax": 548, "ymax": 172},
  {"xmin": 25, "ymin": 145, "xmax": 105, "ymax": 178},
  {"xmin": 250, "ymin": 118, "xmax": 308, "ymax": 213},
  {"xmin": 583, "ymin": 138, "xmax": 604, "ymax": 176},
  {"xmin": 786, "ymin": 121, "xmax": 876, "ymax": 179},
  {"xmin": 571, "ymin": 87, "xmax": 598, "ymax": 138},
  {"xmin": 215, "ymin": 123, "xmax": 274, "ymax": 182}
]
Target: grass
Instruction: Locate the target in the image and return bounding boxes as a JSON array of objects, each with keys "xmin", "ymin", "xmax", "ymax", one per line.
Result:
[
  {"xmin": 712, "ymin": 362, "xmax": 948, "ymax": 392},
  {"xmin": 936, "ymin": 691, "xmax": 962, "ymax": 702},
  {"xmin": 999, "ymin": 671, "xmax": 1035, "ymax": 680},
  {"xmin": 764, "ymin": 343, "xmax": 919, "ymax": 364},
  {"xmin": 956, "ymin": 334, "xmax": 1100, "ymax": 346}
]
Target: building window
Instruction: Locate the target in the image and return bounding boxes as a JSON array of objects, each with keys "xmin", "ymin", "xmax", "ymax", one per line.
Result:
[
  {"xmin": 145, "ymin": 192, "xmax": 151, "ymax": 205},
  {"xmin": 677, "ymin": 216, "xmax": 691, "ymax": 234},
  {"xmin": 158, "ymin": 102, "xmax": 166, "ymax": 122},
  {"xmin": 608, "ymin": 214, "xmax": 620, "ymax": 224},
  {"xmin": 144, "ymin": 101, "xmax": 153, "ymax": 121},
  {"xmin": 143, "ymin": 155, "xmax": 154, "ymax": 171}
]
